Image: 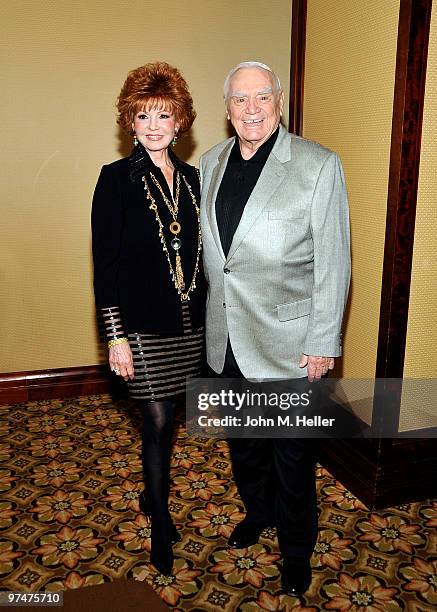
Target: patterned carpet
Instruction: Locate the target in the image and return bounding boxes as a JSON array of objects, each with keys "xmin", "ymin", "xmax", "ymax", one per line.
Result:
[{"xmin": 0, "ymin": 394, "xmax": 436, "ymax": 611}]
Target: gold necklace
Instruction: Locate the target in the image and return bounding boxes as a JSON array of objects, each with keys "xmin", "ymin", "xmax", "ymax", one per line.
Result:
[
  {"xmin": 149, "ymin": 171, "xmax": 180, "ymax": 223},
  {"xmin": 143, "ymin": 173, "xmax": 202, "ymax": 301},
  {"xmin": 149, "ymin": 171, "xmax": 184, "ymax": 287}
]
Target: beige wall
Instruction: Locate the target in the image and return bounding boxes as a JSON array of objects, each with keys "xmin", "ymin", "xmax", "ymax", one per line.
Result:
[
  {"xmin": 400, "ymin": 6, "xmax": 437, "ymax": 430},
  {"xmin": 1, "ymin": 0, "xmax": 291, "ymax": 373},
  {"xmin": 303, "ymin": 0, "xmax": 399, "ymax": 378}
]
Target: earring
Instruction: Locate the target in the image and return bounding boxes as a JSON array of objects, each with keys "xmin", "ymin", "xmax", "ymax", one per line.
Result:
[
  {"xmin": 172, "ymin": 133, "xmax": 178, "ymax": 147},
  {"xmin": 133, "ymin": 133, "xmax": 138, "ymax": 146}
]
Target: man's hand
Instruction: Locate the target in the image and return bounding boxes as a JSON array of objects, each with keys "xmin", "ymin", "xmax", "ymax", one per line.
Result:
[
  {"xmin": 109, "ymin": 342, "xmax": 134, "ymax": 381},
  {"xmin": 299, "ymin": 354, "xmax": 334, "ymax": 382}
]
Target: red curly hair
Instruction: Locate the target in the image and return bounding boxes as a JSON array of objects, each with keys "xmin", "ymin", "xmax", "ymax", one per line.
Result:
[{"xmin": 117, "ymin": 62, "xmax": 196, "ymax": 135}]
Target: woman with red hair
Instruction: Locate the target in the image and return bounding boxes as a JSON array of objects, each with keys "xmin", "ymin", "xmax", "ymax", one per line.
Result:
[{"xmin": 92, "ymin": 62, "xmax": 205, "ymax": 576}]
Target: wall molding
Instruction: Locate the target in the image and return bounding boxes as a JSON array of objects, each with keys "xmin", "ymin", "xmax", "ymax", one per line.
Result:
[
  {"xmin": 0, "ymin": 365, "xmax": 113, "ymax": 404},
  {"xmin": 320, "ymin": 438, "xmax": 437, "ymax": 510},
  {"xmin": 376, "ymin": 0, "xmax": 432, "ymax": 381},
  {"xmin": 289, "ymin": 0, "xmax": 307, "ymax": 135}
]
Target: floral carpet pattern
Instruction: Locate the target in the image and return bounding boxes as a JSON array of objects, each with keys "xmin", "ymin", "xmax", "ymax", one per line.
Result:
[{"xmin": 0, "ymin": 394, "xmax": 436, "ymax": 610}]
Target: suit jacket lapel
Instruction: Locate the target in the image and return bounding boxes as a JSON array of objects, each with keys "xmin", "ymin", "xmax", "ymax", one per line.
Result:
[
  {"xmin": 206, "ymin": 139, "xmax": 234, "ymax": 261},
  {"xmin": 226, "ymin": 125, "xmax": 291, "ymax": 262}
]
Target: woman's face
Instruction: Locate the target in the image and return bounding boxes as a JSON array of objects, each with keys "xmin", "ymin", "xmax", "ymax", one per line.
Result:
[{"xmin": 132, "ymin": 106, "xmax": 179, "ymax": 154}]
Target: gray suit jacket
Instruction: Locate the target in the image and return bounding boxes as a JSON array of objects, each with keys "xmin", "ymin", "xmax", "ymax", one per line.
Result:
[{"xmin": 200, "ymin": 124, "xmax": 351, "ymax": 379}]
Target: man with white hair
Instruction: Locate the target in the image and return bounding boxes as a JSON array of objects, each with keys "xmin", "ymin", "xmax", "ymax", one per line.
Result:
[{"xmin": 199, "ymin": 61, "xmax": 350, "ymax": 596}]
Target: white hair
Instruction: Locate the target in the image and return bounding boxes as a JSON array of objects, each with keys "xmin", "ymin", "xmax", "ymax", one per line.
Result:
[{"xmin": 223, "ymin": 61, "xmax": 282, "ymax": 99}]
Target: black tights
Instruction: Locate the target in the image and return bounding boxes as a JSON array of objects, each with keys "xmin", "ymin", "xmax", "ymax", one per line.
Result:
[{"xmin": 140, "ymin": 400, "xmax": 175, "ymax": 523}]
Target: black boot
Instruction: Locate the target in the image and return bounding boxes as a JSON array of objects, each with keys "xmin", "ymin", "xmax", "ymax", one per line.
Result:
[
  {"xmin": 150, "ymin": 519, "xmax": 174, "ymax": 575},
  {"xmin": 139, "ymin": 491, "xmax": 181, "ymax": 544},
  {"xmin": 139, "ymin": 400, "xmax": 179, "ymax": 573},
  {"xmin": 281, "ymin": 556, "xmax": 312, "ymax": 596}
]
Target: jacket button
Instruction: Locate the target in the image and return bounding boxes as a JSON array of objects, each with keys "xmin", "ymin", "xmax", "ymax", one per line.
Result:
[
  {"xmin": 224, "ymin": 267, "xmax": 230, "ymax": 274},
  {"xmin": 223, "ymin": 302, "xmax": 226, "ymax": 308}
]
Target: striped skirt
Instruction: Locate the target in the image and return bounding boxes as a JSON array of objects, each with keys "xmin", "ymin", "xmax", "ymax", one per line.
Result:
[{"xmin": 127, "ymin": 302, "xmax": 204, "ymax": 401}]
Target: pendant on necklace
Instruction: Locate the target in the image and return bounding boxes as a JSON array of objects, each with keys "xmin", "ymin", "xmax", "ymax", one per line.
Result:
[
  {"xmin": 171, "ymin": 237, "xmax": 182, "ymax": 251},
  {"xmin": 170, "ymin": 221, "xmax": 181, "ymax": 235}
]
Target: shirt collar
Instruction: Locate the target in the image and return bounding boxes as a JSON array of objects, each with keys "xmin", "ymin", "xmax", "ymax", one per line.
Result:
[{"xmin": 230, "ymin": 125, "xmax": 280, "ymax": 165}]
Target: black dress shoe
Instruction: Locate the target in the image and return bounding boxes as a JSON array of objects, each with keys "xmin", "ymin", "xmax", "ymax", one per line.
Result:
[
  {"xmin": 281, "ymin": 556, "xmax": 312, "ymax": 597},
  {"xmin": 139, "ymin": 492, "xmax": 181, "ymax": 545},
  {"xmin": 228, "ymin": 519, "xmax": 270, "ymax": 548}
]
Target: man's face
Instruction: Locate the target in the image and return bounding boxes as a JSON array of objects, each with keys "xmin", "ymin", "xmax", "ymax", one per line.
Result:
[{"xmin": 226, "ymin": 67, "xmax": 283, "ymax": 149}]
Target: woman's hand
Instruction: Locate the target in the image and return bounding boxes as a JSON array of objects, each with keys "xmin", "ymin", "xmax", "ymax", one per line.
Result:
[{"xmin": 109, "ymin": 342, "xmax": 134, "ymax": 381}]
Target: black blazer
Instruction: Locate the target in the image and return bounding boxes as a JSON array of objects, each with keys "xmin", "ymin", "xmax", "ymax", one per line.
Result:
[{"xmin": 91, "ymin": 149, "xmax": 206, "ymax": 335}]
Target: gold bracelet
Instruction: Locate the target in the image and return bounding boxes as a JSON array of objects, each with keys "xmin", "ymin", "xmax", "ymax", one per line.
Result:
[{"xmin": 108, "ymin": 337, "xmax": 128, "ymax": 348}]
